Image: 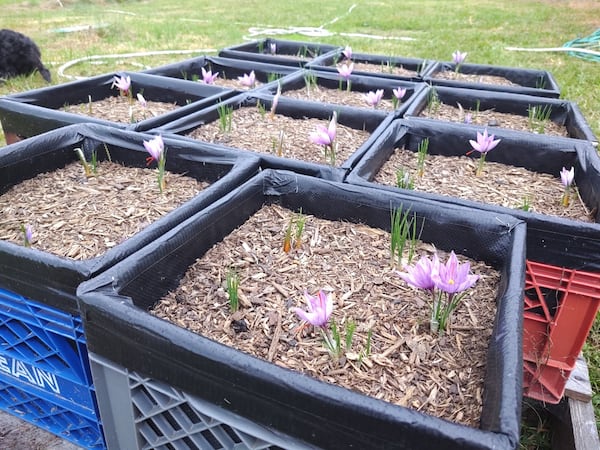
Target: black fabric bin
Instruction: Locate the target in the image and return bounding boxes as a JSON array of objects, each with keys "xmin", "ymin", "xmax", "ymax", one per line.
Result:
[
  {"xmin": 0, "ymin": 123, "xmax": 260, "ymax": 314},
  {"xmin": 219, "ymin": 38, "xmax": 339, "ymax": 67},
  {"xmin": 78, "ymin": 169, "xmax": 526, "ymax": 450},
  {"xmin": 421, "ymin": 61, "xmax": 560, "ymax": 98},
  {"xmin": 0, "ymin": 71, "xmax": 235, "ymax": 142},
  {"xmin": 346, "ymin": 118, "xmax": 600, "ymax": 271},
  {"xmin": 403, "ymin": 85, "xmax": 596, "ymax": 143},
  {"xmin": 155, "ymin": 92, "xmax": 393, "ymax": 181}
]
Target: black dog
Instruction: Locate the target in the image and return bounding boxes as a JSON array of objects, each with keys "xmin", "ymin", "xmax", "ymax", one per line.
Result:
[{"xmin": 0, "ymin": 29, "xmax": 51, "ymax": 82}]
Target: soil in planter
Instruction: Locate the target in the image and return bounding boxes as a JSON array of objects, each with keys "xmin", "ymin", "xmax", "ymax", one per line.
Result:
[
  {"xmin": 431, "ymin": 70, "xmax": 520, "ymax": 87},
  {"xmin": 207, "ymin": 77, "xmax": 263, "ymax": 90},
  {"xmin": 337, "ymin": 61, "xmax": 418, "ymax": 78},
  {"xmin": 61, "ymin": 96, "xmax": 179, "ymax": 124},
  {"xmin": 420, "ymin": 103, "xmax": 568, "ymax": 137},
  {"xmin": 151, "ymin": 204, "xmax": 500, "ymax": 427},
  {"xmin": 374, "ymin": 149, "xmax": 592, "ymax": 222},
  {"xmin": 0, "ymin": 161, "xmax": 208, "ymax": 259},
  {"xmin": 187, "ymin": 106, "xmax": 371, "ymax": 166},
  {"xmin": 282, "ymin": 84, "xmax": 396, "ymax": 112}
]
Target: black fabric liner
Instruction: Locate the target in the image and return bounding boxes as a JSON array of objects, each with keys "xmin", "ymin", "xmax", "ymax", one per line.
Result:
[
  {"xmin": 143, "ymin": 55, "xmax": 297, "ymax": 86},
  {"xmin": 308, "ymin": 51, "xmax": 434, "ymax": 83},
  {"xmin": 219, "ymin": 38, "xmax": 339, "ymax": 68},
  {"xmin": 155, "ymin": 92, "xmax": 393, "ymax": 181},
  {"xmin": 254, "ymin": 68, "xmax": 428, "ymax": 118},
  {"xmin": 346, "ymin": 118, "xmax": 600, "ymax": 270},
  {"xmin": 0, "ymin": 71, "xmax": 236, "ymax": 139},
  {"xmin": 0, "ymin": 123, "xmax": 260, "ymax": 314},
  {"xmin": 77, "ymin": 169, "xmax": 526, "ymax": 450},
  {"xmin": 403, "ymin": 85, "xmax": 597, "ymax": 143},
  {"xmin": 421, "ymin": 61, "xmax": 560, "ymax": 98}
]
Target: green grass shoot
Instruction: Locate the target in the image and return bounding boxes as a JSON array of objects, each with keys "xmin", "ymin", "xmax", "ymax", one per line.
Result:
[
  {"xmin": 226, "ymin": 269, "xmax": 240, "ymax": 312},
  {"xmin": 416, "ymin": 137, "xmax": 429, "ymax": 178},
  {"xmin": 217, "ymin": 104, "xmax": 233, "ymax": 132}
]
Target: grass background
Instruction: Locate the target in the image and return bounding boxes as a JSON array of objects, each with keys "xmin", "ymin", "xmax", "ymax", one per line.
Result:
[{"xmin": 1, "ymin": 0, "xmax": 599, "ymax": 447}]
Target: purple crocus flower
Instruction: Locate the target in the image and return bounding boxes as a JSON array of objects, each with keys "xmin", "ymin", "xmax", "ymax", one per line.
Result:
[
  {"xmin": 342, "ymin": 45, "xmax": 352, "ymax": 60},
  {"xmin": 363, "ymin": 89, "xmax": 384, "ymax": 108},
  {"xmin": 269, "ymin": 42, "xmax": 277, "ymax": 55},
  {"xmin": 309, "ymin": 112, "xmax": 337, "ymax": 147},
  {"xmin": 112, "ymin": 75, "xmax": 131, "ymax": 95},
  {"xmin": 293, "ymin": 290, "xmax": 333, "ymax": 328},
  {"xmin": 452, "ymin": 50, "xmax": 467, "ymax": 66},
  {"xmin": 337, "ymin": 62, "xmax": 354, "ymax": 81},
  {"xmin": 560, "ymin": 166, "xmax": 574, "ymax": 187},
  {"xmin": 25, "ymin": 224, "xmax": 33, "ymax": 243},
  {"xmin": 143, "ymin": 135, "xmax": 164, "ymax": 163},
  {"xmin": 432, "ymin": 251, "xmax": 479, "ymax": 295},
  {"xmin": 469, "ymin": 128, "xmax": 501, "ymax": 155},
  {"xmin": 397, "ymin": 254, "xmax": 439, "ymax": 292},
  {"xmin": 201, "ymin": 67, "xmax": 219, "ymax": 84},
  {"xmin": 137, "ymin": 93, "xmax": 147, "ymax": 108},
  {"xmin": 393, "ymin": 87, "xmax": 407, "ymax": 101},
  {"xmin": 463, "ymin": 113, "xmax": 472, "ymax": 124},
  {"xmin": 237, "ymin": 70, "xmax": 256, "ymax": 88}
]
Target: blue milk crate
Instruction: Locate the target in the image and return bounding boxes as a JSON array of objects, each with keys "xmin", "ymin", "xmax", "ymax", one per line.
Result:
[{"xmin": 0, "ymin": 287, "xmax": 105, "ymax": 449}]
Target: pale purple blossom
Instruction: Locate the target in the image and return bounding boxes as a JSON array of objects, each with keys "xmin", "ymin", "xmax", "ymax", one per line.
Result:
[
  {"xmin": 309, "ymin": 112, "xmax": 337, "ymax": 147},
  {"xmin": 342, "ymin": 45, "xmax": 352, "ymax": 60},
  {"xmin": 137, "ymin": 93, "xmax": 147, "ymax": 108},
  {"xmin": 463, "ymin": 113, "xmax": 472, "ymax": 124},
  {"xmin": 363, "ymin": 89, "xmax": 384, "ymax": 108},
  {"xmin": 452, "ymin": 50, "xmax": 467, "ymax": 66},
  {"xmin": 269, "ymin": 42, "xmax": 277, "ymax": 55},
  {"xmin": 432, "ymin": 251, "xmax": 479, "ymax": 295},
  {"xmin": 112, "ymin": 75, "xmax": 131, "ymax": 95},
  {"xmin": 293, "ymin": 290, "xmax": 333, "ymax": 328},
  {"xmin": 337, "ymin": 62, "xmax": 354, "ymax": 81},
  {"xmin": 469, "ymin": 128, "xmax": 501, "ymax": 155},
  {"xmin": 396, "ymin": 254, "xmax": 440, "ymax": 292},
  {"xmin": 237, "ymin": 71, "xmax": 256, "ymax": 88},
  {"xmin": 143, "ymin": 135, "xmax": 164, "ymax": 163},
  {"xmin": 560, "ymin": 166, "xmax": 574, "ymax": 187},
  {"xmin": 201, "ymin": 67, "xmax": 219, "ymax": 84},
  {"xmin": 393, "ymin": 87, "xmax": 407, "ymax": 101}
]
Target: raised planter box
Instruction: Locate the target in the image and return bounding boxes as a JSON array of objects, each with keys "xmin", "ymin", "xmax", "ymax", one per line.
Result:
[
  {"xmin": 345, "ymin": 118, "xmax": 600, "ymax": 403},
  {"xmin": 403, "ymin": 85, "xmax": 596, "ymax": 143},
  {"xmin": 77, "ymin": 169, "xmax": 526, "ymax": 450},
  {"xmin": 307, "ymin": 50, "xmax": 432, "ymax": 82},
  {"xmin": 255, "ymin": 67, "xmax": 426, "ymax": 117},
  {"xmin": 144, "ymin": 55, "xmax": 297, "ymax": 89},
  {"xmin": 156, "ymin": 92, "xmax": 393, "ymax": 180},
  {"xmin": 421, "ymin": 61, "xmax": 560, "ymax": 98},
  {"xmin": 0, "ymin": 123, "xmax": 258, "ymax": 445},
  {"xmin": 219, "ymin": 38, "xmax": 338, "ymax": 67},
  {"xmin": 0, "ymin": 71, "xmax": 235, "ymax": 143}
]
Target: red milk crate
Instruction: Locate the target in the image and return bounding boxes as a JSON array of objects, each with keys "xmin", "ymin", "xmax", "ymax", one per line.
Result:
[{"xmin": 522, "ymin": 260, "xmax": 600, "ymax": 403}]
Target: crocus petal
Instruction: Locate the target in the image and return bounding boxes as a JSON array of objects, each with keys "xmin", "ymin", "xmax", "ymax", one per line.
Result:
[
  {"xmin": 143, "ymin": 135, "xmax": 164, "ymax": 161},
  {"xmin": 393, "ymin": 87, "xmax": 406, "ymax": 100},
  {"xmin": 238, "ymin": 71, "xmax": 256, "ymax": 87},
  {"xmin": 327, "ymin": 112, "xmax": 337, "ymax": 142},
  {"xmin": 342, "ymin": 45, "xmax": 352, "ymax": 60},
  {"xmin": 293, "ymin": 290, "xmax": 333, "ymax": 327},
  {"xmin": 560, "ymin": 167, "xmax": 575, "ymax": 187},
  {"xmin": 432, "ymin": 251, "xmax": 478, "ymax": 294},
  {"xmin": 309, "ymin": 125, "xmax": 333, "ymax": 146},
  {"xmin": 137, "ymin": 93, "xmax": 147, "ymax": 107},
  {"xmin": 397, "ymin": 254, "xmax": 439, "ymax": 291}
]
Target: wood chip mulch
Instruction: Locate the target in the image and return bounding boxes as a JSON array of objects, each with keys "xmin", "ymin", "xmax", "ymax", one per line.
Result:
[
  {"xmin": 431, "ymin": 70, "xmax": 520, "ymax": 87},
  {"xmin": 0, "ymin": 161, "xmax": 208, "ymax": 259},
  {"xmin": 373, "ymin": 149, "xmax": 592, "ymax": 222},
  {"xmin": 421, "ymin": 103, "xmax": 569, "ymax": 137},
  {"xmin": 187, "ymin": 106, "xmax": 372, "ymax": 166},
  {"xmin": 282, "ymin": 84, "xmax": 396, "ymax": 111},
  {"xmin": 61, "ymin": 96, "xmax": 180, "ymax": 124},
  {"xmin": 151, "ymin": 203, "xmax": 500, "ymax": 428},
  {"xmin": 338, "ymin": 61, "xmax": 418, "ymax": 78}
]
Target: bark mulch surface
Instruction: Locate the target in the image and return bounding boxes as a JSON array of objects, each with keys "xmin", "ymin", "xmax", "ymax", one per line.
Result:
[
  {"xmin": 151, "ymin": 203, "xmax": 500, "ymax": 427},
  {"xmin": 374, "ymin": 150, "xmax": 592, "ymax": 222},
  {"xmin": 338, "ymin": 61, "xmax": 418, "ymax": 78},
  {"xmin": 0, "ymin": 161, "xmax": 207, "ymax": 259},
  {"xmin": 187, "ymin": 106, "xmax": 372, "ymax": 166},
  {"xmin": 420, "ymin": 102, "xmax": 569, "ymax": 137},
  {"xmin": 282, "ymin": 84, "xmax": 396, "ymax": 112},
  {"xmin": 431, "ymin": 70, "xmax": 521, "ymax": 87},
  {"xmin": 61, "ymin": 96, "xmax": 179, "ymax": 124}
]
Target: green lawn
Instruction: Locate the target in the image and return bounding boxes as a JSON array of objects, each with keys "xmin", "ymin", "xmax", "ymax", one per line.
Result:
[{"xmin": 1, "ymin": 0, "xmax": 599, "ymax": 445}]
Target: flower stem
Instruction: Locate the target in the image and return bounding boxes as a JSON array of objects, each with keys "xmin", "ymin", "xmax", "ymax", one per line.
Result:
[{"xmin": 476, "ymin": 153, "xmax": 487, "ymax": 176}]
